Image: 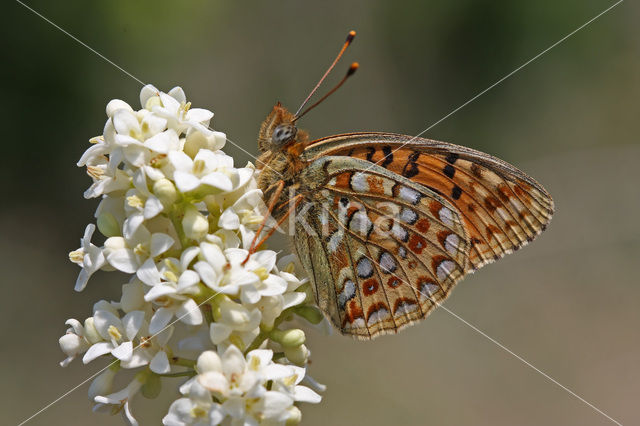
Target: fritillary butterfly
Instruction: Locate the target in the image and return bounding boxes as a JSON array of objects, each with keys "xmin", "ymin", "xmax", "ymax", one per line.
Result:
[{"xmin": 247, "ymin": 31, "xmax": 553, "ymax": 339}]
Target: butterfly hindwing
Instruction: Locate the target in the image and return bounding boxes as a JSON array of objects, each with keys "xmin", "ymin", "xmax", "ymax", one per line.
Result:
[
  {"xmin": 294, "ymin": 156, "xmax": 470, "ymax": 338},
  {"xmin": 303, "ymin": 133, "xmax": 554, "ymax": 270}
]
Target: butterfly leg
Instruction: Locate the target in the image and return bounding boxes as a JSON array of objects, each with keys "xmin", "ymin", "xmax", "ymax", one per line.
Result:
[
  {"xmin": 251, "ymin": 195, "xmax": 305, "ymax": 252},
  {"xmin": 242, "ymin": 179, "xmax": 285, "ymax": 265},
  {"xmin": 242, "ymin": 188, "xmax": 305, "ymax": 265}
]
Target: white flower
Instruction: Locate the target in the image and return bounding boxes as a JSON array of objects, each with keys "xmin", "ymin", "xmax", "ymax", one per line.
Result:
[
  {"xmin": 225, "ymin": 249, "xmax": 288, "ymax": 305},
  {"xmin": 103, "ymin": 217, "xmax": 174, "ymax": 274},
  {"xmin": 124, "ymin": 323, "xmax": 174, "ymax": 374},
  {"xmin": 64, "ymin": 84, "xmax": 324, "ymax": 426},
  {"xmin": 217, "ymin": 189, "xmax": 264, "ymax": 231},
  {"xmin": 150, "ymin": 87, "xmax": 214, "ymax": 137},
  {"xmin": 59, "ymin": 319, "xmax": 92, "ymax": 367},
  {"xmin": 209, "ymin": 297, "xmax": 261, "ymax": 348},
  {"xmin": 192, "ymin": 347, "xmax": 320, "ymax": 424},
  {"xmin": 69, "ymin": 224, "xmax": 107, "ymax": 291},
  {"xmin": 82, "ymin": 310, "xmax": 145, "ymax": 364},
  {"xmin": 168, "ymin": 149, "xmax": 233, "ymax": 193},
  {"xmin": 163, "ymin": 380, "xmax": 225, "ymax": 426},
  {"xmin": 124, "ymin": 171, "xmax": 165, "ymax": 221},
  {"xmin": 272, "ymin": 365, "xmax": 322, "ymax": 404},
  {"xmin": 137, "ymin": 248, "xmax": 203, "ymax": 334},
  {"xmin": 94, "ymin": 373, "xmax": 145, "ymax": 426},
  {"xmin": 82, "ymin": 159, "xmax": 132, "ymax": 198}
]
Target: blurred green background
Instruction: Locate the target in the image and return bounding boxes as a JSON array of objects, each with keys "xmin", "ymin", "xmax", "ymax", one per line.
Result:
[{"xmin": 4, "ymin": 0, "xmax": 639, "ymax": 425}]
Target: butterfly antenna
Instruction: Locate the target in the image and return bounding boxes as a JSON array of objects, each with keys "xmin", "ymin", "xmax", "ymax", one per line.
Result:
[
  {"xmin": 293, "ymin": 62, "xmax": 359, "ymax": 122},
  {"xmin": 294, "ymin": 30, "xmax": 356, "ymax": 118}
]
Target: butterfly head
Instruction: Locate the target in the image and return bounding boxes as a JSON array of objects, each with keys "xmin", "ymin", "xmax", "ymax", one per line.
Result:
[{"xmin": 258, "ymin": 102, "xmax": 306, "ymax": 153}]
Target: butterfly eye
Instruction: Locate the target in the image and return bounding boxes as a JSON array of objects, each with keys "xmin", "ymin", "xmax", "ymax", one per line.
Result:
[{"xmin": 272, "ymin": 124, "xmax": 297, "ymax": 145}]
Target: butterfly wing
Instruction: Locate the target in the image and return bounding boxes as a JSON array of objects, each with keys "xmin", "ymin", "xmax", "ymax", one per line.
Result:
[
  {"xmin": 302, "ymin": 132, "xmax": 554, "ymax": 271},
  {"xmin": 294, "ymin": 156, "xmax": 470, "ymax": 338}
]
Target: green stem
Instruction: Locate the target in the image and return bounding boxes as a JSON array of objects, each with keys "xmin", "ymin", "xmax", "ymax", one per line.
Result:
[
  {"xmin": 243, "ymin": 305, "xmax": 300, "ymax": 355},
  {"xmin": 159, "ymin": 370, "xmax": 196, "ymax": 378},
  {"xmin": 171, "ymin": 356, "xmax": 196, "ymax": 369},
  {"xmin": 202, "ymin": 302, "xmax": 214, "ymax": 324},
  {"xmin": 245, "ymin": 330, "xmax": 268, "ymax": 354},
  {"xmin": 169, "ymin": 205, "xmax": 190, "ymax": 249}
]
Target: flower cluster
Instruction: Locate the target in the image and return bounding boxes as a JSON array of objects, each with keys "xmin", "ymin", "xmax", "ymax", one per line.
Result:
[{"xmin": 60, "ymin": 85, "xmax": 325, "ymax": 425}]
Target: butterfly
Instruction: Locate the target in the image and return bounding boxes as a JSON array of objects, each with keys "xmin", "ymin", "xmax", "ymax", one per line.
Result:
[{"xmin": 246, "ymin": 31, "xmax": 553, "ymax": 340}]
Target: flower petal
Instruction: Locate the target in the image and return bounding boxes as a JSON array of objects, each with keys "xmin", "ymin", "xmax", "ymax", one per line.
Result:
[
  {"xmin": 106, "ymin": 248, "xmax": 138, "ymax": 274},
  {"xmin": 168, "ymin": 150, "xmax": 193, "ymax": 173},
  {"xmin": 144, "ymin": 196, "xmax": 164, "ymax": 219},
  {"xmin": 150, "ymin": 351, "xmax": 171, "ymax": 374},
  {"xmin": 136, "ymin": 258, "xmax": 161, "ymax": 286},
  {"xmin": 200, "ymin": 243, "xmax": 226, "ymax": 272},
  {"xmin": 209, "ymin": 323, "xmax": 232, "ymax": 344},
  {"xmin": 176, "ymin": 270, "xmax": 200, "ymax": 292},
  {"xmin": 149, "ymin": 308, "xmax": 173, "ymax": 335},
  {"xmin": 198, "ymin": 371, "xmax": 229, "ymax": 396},
  {"xmin": 176, "ymin": 299, "xmax": 203, "ymax": 326},
  {"xmin": 221, "ymin": 345, "xmax": 246, "ymax": 378},
  {"xmin": 122, "ymin": 311, "xmax": 145, "ymax": 340},
  {"xmin": 83, "ymin": 342, "xmax": 114, "ymax": 364},
  {"xmin": 150, "ymin": 233, "xmax": 175, "ymax": 257},
  {"xmin": 193, "ymin": 261, "xmax": 219, "ymax": 290},
  {"xmin": 144, "ymin": 284, "xmax": 178, "ymax": 302},
  {"xmin": 293, "ymin": 385, "xmax": 322, "ymax": 403},
  {"xmin": 112, "ymin": 341, "xmax": 133, "ymax": 361},
  {"xmin": 173, "ymin": 171, "xmax": 201, "ymax": 193},
  {"xmin": 200, "ymin": 172, "xmax": 233, "ymax": 192}
]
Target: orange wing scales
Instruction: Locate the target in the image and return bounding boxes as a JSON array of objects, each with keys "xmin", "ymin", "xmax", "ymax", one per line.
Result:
[{"xmin": 316, "ymin": 137, "xmax": 553, "ymax": 271}]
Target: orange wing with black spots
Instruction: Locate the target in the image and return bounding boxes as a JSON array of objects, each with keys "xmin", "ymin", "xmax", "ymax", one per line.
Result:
[
  {"xmin": 293, "ymin": 156, "xmax": 469, "ymax": 339},
  {"xmin": 303, "ymin": 133, "xmax": 554, "ymax": 271}
]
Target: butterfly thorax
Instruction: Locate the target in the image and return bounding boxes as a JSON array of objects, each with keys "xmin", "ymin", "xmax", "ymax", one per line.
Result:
[{"xmin": 256, "ymin": 104, "xmax": 311, "ymax": 217}]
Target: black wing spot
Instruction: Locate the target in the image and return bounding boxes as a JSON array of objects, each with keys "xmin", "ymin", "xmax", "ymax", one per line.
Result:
[
  {"xmin": 445, "ymin": 153, "xmax": 459, "ymax": 164},
  {"xmin": 402, "ymin": 151, "xmax": 420, "ymax": 178},
  {"xmin": 365, "ymin": 147, "xmax": 376, "ymax": 162},
  {"xmin": 381, "ymin": 146, "xmax": 393, "ymax": 168},
  {"xmin": 443, "ymin": 164, "xmax": 455, "ymax": 179},
  {"xmin": 451, "ymin": 185, "xmax": 462, "ymax": 200}
]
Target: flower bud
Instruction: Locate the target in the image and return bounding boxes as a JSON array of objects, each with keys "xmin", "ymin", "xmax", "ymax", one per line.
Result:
[
  {"xmin": 183, "ymin": 131, "xmax": 207, "ymax": 159},
  {"xmin": 295, "ymin": 305, "xmax": 324, "ymax": 324},
  {"xmin": 285, "ymin": 406, "xmax": 302, "ymax": 425},
  {"xmin": 182, "ymin": 205, "xmax": 209, "ymax": 241},
  {"xmin": 270, "ymin": 328, "xmax": 305, "ymax": 348},
  {"xmin": 197, "ymin": 351, "xmax": 222, "ymax": 373},
  {"xmin": 59, "ymin": 333, "xmax": 84, "ymax": 357},
  {"xmin": 144, "ymin": 95, "xmax": 162, "ymax": 111},
  {"xmin": 153, "ymin": 178, "xmax": 178, "ymax": 207},
  {"xmin": 97, "ymin": 212, "xmax": 120, "ymax": 237},
  {"xmin": 284, "ymin": 344, "xmax": 310, "ymax": 366},
  {"xmin": 208, "ymin": 131, "xmax": 227, "ymax": 151},
  {"xmin": 83, "ymin": 317, "xmax": 102, "ymax": 344},
  {"xmin": 106, "ymin": 99, "xmax": 133, "ymax": 118}
]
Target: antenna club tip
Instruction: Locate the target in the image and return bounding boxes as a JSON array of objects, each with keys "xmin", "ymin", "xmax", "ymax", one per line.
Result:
[
  {"xmin": 347, "ymin": 62, "xmax": 359, "ymax": 76},
  {"xmin": 346, "ymin": 30, "xmax": 356, "ymax": 43}
]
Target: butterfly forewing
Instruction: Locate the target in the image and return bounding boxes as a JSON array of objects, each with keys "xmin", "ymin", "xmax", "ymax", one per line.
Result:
[
  {"xmin": 294, "ymin": 156, "xmax": 470, "ymax": 338},
  {"xmin": 303, "ymin": 133, "xmax": 554, "ymax": 271}
]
